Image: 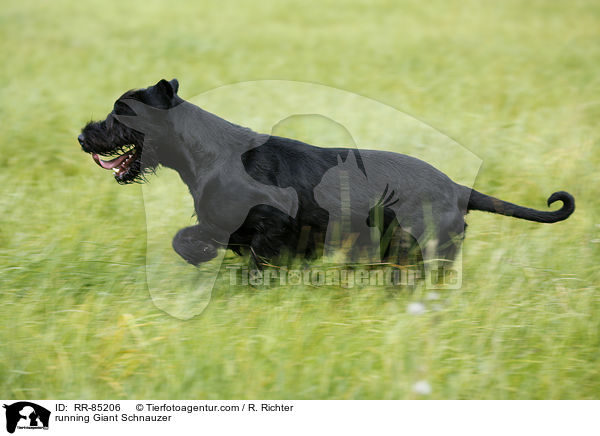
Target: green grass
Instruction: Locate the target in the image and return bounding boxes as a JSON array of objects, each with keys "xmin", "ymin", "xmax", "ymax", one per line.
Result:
[{"xmin": 1, "ymin": 0, "xmax": 599, "ymax": 399}]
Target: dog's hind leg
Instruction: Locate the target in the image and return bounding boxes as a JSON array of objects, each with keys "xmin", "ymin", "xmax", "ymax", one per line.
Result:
[
  {"xmin": 172, "ymin": 225, "xmax": 220, "ymax": 266},
  {"xmin": 436, "ymin": 212, "xmax": 467, "ymax": 262},
  {"xmin": 420, "ymin": 211, "xmax": 466, "ymax": 287}
]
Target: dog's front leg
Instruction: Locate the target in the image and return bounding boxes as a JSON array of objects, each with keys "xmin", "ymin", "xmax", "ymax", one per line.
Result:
[{"xmin": 172, "ymin": 225, "xmax": 220, "ymax": 266}]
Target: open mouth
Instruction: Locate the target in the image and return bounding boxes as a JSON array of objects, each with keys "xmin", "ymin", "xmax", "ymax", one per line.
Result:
[{"xmin": 92, "ymin": 146, "xmax": 139, "ymax": 178}]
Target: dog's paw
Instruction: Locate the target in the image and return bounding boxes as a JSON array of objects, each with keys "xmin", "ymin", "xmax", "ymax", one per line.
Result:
[
  {"xmin": 174, "ymin": 241, "xmax": 218, "ymax": 266},
  {"xmin": 172, "ymin": 228, "xmax": 218, "ymax": 266}
]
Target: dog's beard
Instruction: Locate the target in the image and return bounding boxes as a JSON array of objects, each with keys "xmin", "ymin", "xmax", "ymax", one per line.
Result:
[{"xmin": 80, "ymin": 116, "xmax": 158, "ymax": 184}]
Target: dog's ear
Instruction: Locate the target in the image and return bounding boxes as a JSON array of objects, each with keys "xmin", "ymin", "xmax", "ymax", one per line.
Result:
[
  {"xmin": 169, "ymin": 78, "xmax": 179, "ymax": 94},
  {"xmin": 155, "ymin": 79, "xmax": 178, "ymax": 98}
]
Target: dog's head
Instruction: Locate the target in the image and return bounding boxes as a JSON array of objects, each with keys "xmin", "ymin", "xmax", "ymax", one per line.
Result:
[{"xmin": 78, "ymin": 78, "xmax": 181, "ymax": 184}]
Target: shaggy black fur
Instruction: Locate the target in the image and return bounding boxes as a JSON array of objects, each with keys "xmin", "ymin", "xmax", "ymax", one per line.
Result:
[{"xmin": 79, "ymin": 79, "xmax": 575, "ymax": 268}]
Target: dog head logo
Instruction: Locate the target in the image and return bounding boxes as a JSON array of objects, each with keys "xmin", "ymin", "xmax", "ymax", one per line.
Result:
[{"xmin": 3, "ymin": 402, "xmax": 50, "ymax": 433}]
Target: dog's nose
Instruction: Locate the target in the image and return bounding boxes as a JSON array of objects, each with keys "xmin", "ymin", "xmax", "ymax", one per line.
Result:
[{"xmin": 78, "ymin": 134, "xmax": 85, "ymax": 146}]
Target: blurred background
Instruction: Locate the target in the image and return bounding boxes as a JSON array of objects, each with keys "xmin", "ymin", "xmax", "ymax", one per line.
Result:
[{"xmin": 0, "ymin": 0, "xmax": 598, "ymax": 399}]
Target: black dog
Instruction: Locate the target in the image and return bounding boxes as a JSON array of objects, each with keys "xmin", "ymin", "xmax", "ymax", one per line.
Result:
[{"xmin": 79, "ymin": 79, "xmax": 575, "ymax": 268}]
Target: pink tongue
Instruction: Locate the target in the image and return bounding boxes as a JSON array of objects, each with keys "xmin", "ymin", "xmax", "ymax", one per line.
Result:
[{"xmin": 92, "ymin": 153, "xmax": 130, "ymax": 170}]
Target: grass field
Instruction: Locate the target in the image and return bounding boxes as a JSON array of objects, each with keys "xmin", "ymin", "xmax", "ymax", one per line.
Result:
[{"xmin": 1, "ymin": 0, "xmax": 599, "ymax": 399}]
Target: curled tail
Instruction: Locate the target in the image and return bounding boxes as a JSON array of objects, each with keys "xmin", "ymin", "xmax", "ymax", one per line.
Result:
[{"xmin": 463, "ymin": 187, "xmax": 575, "ymax": 223}]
